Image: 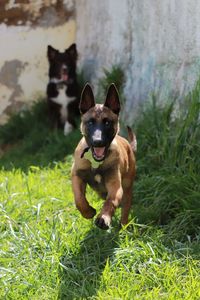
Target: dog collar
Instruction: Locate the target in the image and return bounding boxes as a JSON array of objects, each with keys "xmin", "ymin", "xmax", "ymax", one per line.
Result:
[{"xmin": 81, "ymin": 147, "xmax": 103, "ymax": 168}]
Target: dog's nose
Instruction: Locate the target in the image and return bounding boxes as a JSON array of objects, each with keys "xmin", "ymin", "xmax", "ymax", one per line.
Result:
[
  {"xmin": 92, "ymin": 129, "xmax": 104, "ymax": 146},
  {"xmin": 92, "ymin": 129, "xmax": 102, "ymax": 140},
  {"xmin": 62, "ymin": 65, "xmax": 68, "ymax": 74},
  {"xmin": 92, "ymin": 140, "xmax": 105, "ymax": 147}
]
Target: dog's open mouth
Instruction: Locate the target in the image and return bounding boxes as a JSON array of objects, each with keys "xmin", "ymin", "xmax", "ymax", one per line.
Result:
[
  {"xmin": 92, "ymin": 147, "xmax": 106, "ymax": 161},
  {"xmin": 61, "ymin": 73, "xmax": 68, "ymax": 82}
]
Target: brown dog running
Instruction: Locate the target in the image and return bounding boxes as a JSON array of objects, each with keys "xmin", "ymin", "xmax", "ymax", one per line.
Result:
[{"xmin": 71, "ymin": 83, "xmax": 136, "ymax": 229}]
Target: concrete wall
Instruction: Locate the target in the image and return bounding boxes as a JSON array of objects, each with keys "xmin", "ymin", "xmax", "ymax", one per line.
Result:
[
  {"xmin": 76, "ymin": 0, "xmax": 200, "ymax": 124},
  {"xmin": 0, "ymin": 0, "xmax": 75, "ymax": 124}
]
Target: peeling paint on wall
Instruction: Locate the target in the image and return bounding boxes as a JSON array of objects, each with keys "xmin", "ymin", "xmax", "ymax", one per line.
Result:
[
  {"xmin": 0, "ymin": 0, "xmax": 74, "ymax": 27},
  {"xmin": 0, "ymin": 0, "xmax": 75, "ymax": 124},
  {"xmin": 0, "ymin": 60, "xmax": 25, "ymax": 118}
]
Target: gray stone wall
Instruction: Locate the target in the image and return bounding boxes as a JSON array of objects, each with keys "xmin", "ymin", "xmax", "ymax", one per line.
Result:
[{"xmin": 76, "ymin": 0, "xmax": 200, "ymax": 124}]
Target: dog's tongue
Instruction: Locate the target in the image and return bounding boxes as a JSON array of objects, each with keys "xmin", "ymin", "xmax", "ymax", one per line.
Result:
[
  {"xmin": 62, "ymin": 74, "xmax": 68, "ymax": 81},
  {"xmin": 93, "ymin": 147, "xmax": 105, "ymax": 158}
]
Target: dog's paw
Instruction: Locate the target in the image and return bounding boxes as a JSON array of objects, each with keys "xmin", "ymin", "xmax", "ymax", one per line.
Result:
[
  {"xmin": 95, "ymin": 214, "xmax": 111, "ymax": 230},
  {"xmin": 64, "ymin": 122, "xmax": 73, "ymax": 135}
]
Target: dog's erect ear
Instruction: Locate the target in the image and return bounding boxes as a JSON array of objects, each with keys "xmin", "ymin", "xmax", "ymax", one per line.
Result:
[
  {"xmin": 47, "ymin": 45, "xmax": 58, "ymax": 61},
  {"xmin": 104, "ymin": 83, "xmax": 120, "ymax": 115},
  {"xmin": 79, "ymin": 83, "xmax": 95, "ymax": 114},
  {"xmin": 66, "ymin": 43, "xmax": 78, "ymax": 61}
]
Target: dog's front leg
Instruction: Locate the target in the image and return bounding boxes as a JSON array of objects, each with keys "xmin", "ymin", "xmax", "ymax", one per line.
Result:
[
  {"xmin": 95, "ymin": 177, "xmax": 123, "ymax": 230},
  {"xmin": 72, "ymin": 174, "xmax": 96, "ymax": 219}
]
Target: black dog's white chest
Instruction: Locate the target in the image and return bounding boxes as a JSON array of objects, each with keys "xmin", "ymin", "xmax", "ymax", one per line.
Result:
[
  {"xmin": 51, "ymin": 86, "xmax": 75, "ymax": 107},
  {"xmin": 50, "ymin": 85, "xmax": 75, "ymax": 120}
]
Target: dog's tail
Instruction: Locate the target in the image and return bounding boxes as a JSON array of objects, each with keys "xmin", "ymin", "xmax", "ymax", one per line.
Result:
[{"xmin": 127, "ymin": 126, "xmax": 137, "ymax": 153}]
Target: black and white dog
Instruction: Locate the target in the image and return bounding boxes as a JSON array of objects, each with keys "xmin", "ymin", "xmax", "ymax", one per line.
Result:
[{"xmin": 47, "ymin": 43, "xmax": 80, "ymax": 135}]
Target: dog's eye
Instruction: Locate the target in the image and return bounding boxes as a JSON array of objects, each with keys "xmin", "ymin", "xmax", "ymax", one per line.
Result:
[
  {"xmin": 88, "ymin": 119, "xmax": 95, "ymax": 126},
  {"xmin": 103, "ymin": 119, "xmax": 111, "ymax": 126}
]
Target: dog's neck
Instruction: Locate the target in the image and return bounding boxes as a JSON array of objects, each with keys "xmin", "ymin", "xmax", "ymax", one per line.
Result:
[
  {"xmin": 49, "ymin": 78, "xmax": 74, "ymax": 87},
  {"xmin": 81, "ymin": 147, "xmax": 103, "ymax": 169}
]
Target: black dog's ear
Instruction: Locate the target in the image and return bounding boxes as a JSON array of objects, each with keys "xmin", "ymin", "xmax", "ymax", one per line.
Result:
[
  {"xmin": 79, "ymin": 83, "xmax": 95, "ymax": 114},
  {"xmin": 66, "ymin": 43, "xmax": 78, "ymax": 61},
  {"xmin": 47, "ymin": 45, "xmax": 58, "ymax": 61},
  {"xmin": 104, "ymin": 83, "xmax": 120, "ymax": 115}
]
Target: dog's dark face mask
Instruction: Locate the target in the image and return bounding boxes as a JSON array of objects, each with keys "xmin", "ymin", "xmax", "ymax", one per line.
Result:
[
  {"xmin": 79, "ymin": 83, "xmax": 120, "ymax": 162},
  {"xmin": 47, "ymin": 44, "xmax": 77, "ymax": 85}
]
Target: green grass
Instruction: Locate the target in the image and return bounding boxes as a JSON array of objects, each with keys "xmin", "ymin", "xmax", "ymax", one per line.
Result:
[
  {"xmin": 98, "ymin": 66, "xmax": 125, "ymax": 100},
  {"xmin": 0, "ymin": 68, "xmax": 200, "ymax": 299}
]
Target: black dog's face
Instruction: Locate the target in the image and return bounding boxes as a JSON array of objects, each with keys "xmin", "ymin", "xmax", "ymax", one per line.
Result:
[
  {"xmin": 47, "ymin": 44, "xmax": 77, "ymax": 84},
  {"xmin": 80, "ymin": 84, "xmax": 120, "ymax": 161}
]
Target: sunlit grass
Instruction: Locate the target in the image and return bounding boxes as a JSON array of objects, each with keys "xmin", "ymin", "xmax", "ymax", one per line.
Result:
[
  {"xmin": 1, "ymin": 163, "xmax": 199, "ymax": 299},
  {"xmin": 0, "ymin": 163, "xmax": 199, "ymax": 299}
]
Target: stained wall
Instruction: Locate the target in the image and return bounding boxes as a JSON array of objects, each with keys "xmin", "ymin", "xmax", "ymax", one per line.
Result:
[{"xmin": 0, "ymin": 0, "xmax": 75, "ymax": 124}]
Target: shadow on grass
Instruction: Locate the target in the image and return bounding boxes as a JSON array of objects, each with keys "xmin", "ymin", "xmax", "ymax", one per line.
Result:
[
  {"xmin": 59, "ymin": 227, "xmax": 119, "ymax": 299},
  {"xmin": 0, "ymin": 101, "xmax": 81, "ymax": 171},
  {"xmin": 0, "ymin": 129, "xmax": 81, "ymax": 171}
]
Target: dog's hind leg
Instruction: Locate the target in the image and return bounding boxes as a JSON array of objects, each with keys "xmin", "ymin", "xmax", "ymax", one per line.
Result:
[
  {"xmin": 120, "ymin": 187, "xmax": 132, "ymax": 226},
  {"xmin": 72, "ymin": 175, "xmax": 96, "ymax": 219}
]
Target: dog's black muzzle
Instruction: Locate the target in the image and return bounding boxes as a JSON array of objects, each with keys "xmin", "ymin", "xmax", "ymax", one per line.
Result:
[{"xmin": 85, "ymin": 123, "xmax": 115, "ymax": 161}]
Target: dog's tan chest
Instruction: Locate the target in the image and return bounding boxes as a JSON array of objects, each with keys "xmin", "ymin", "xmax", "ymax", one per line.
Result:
[
  {"xmin": 94, "ymin": 174, "xmax": 102, "ymax": 183},
  {"xmin": 76, "ymin": 167, "xmax": 109, "ymax": 199}
]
